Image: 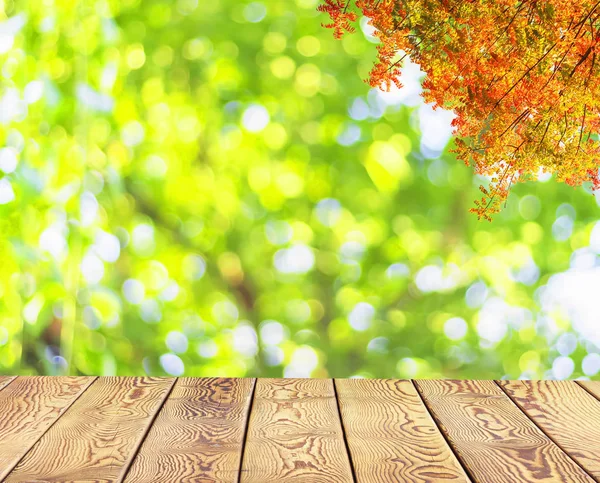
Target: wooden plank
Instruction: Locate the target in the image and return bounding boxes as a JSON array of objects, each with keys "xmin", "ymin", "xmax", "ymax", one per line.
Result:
[
  {"xmin": 335, "ymin": 379, "xmax": 469, "ymax": 482},
  {"xmin": 0, "ymin": 376, "xmax": 94, "ymax": 480},
  {"xmin": 578, "ymin": 380, "xmax": 600, "ymax": 401},
  {"xmin": 499, "ymin": 380, "xmax": 600, "ymax": 479},
  {"xmin": 415, "ymin": 380, "xmax": 593, "ymax": 483},
  {"xmin": 0, "ymin": 375, "xmax": 16, "ymax": 391},
  {"xmin": 124, "ymin": 377, "xmax": 255, "ymax": 483},
  {"xmin": 241, "ymin": 378, "xmax": 353, "ymax": 483},
  {"xmin": 5, "ymin": 376, "xmax": 175, "ymax": 482}
]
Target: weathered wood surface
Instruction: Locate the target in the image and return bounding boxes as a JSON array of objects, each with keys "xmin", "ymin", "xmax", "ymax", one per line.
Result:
[
  {"xmin": 415, "ymin": 380, "xmax": 594, "ymax": 483},
  {"xmin": 0, "ymin": 375, "xmax": 16, "ymax": 391},
  {"xmin": 240, "ymin": 378, "xmax": 353, "ymax": 483},
  {"xmin": 5, "ymin": 376, "xmax": 174, "ymax": 482},
  {"xmin": 125, "ymin": 377, "xmax": 254, "ymax": 483},
  {"xmin": 335, "ymin": 379, "xmax": 469, "ymax": 482},
  {"xmin": 0, "ymin": 376, "xmax": 94, "ymax": 480},
  {"xmin": 578, "ymin": 380, "xmax": 600, "ymax": 401},
  {"xmin": 0, "ymin": 377, "xmax": 599, "ymax": 482},
  {"xmin": 499, "ymin": 380, "xmax": 600, "ymax": 479}
]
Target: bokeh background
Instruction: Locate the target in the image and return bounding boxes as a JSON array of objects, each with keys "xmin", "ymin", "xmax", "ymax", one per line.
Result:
[{"xmin": 1, "ymin": 0, "xmax": 600, "ymax": 380}]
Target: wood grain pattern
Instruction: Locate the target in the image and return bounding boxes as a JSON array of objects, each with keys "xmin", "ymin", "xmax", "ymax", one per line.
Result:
[
  {"xmin": 5, "ymin": 376, "xmax": 174, "ymax": 483},
  {"xmin": 499, "ymin": 380, "xmax": 600, "ymax": 479},
  {"xmin": 124, "ymin": 377, "xmax": 255, "ymax": 483},
  {"xmin": 0, "ymin": 376, "xmax": 94, "ymax": 480},
  {"xmin": 241, "ymin": 378, "xmax": 353, "ymax": 483},
  {"xmin": 1, "ymin": 377, "xmax": 599, "ymax": 482},
  {"xmin": 577, "ymin": 380, "xmax": 600, "ymax": 401},
  {"xmin": 335, "ymin": 379, "xmax": 469, "ymax": 482},
  {"xmin": 0, "ymin": 375, "xmax": 16, "ymax": 391},
  {"xmin": 415, "ymin": 380, "xmax": 593, "ymax": 483}
]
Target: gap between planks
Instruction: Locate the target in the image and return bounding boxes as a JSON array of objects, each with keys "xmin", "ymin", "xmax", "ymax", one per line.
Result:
[
  {"xmin": 495, "ymin": 380, "xmax": 597, "ymax": 482},
  {"xmin": 332, "ymin": 379, "xmax": 358, "ymax": 483},
  {"xmin": 236, "ymin": 378, "xmax": 258, "ymax": 483},
  {"xmin": 240, "ymin": 378, "xmax": 354, "ymax": 482},
  {"xmin": 0, "ymin": 376, "xmax": 98, "ymax": 480},
  {"xmin": 4, "ymin": 377, "xmax": 175, "ymax": 482},
  {"xmin": 411, "ymin": 380, "xmax": 475, "ymax": 483},
  {"xmin": 3, "ymin": 378, "xmax": 600, "ymax": 483},
  {"xmin": 575, "ymin": 379, "xmax": 600, "ymax": 403},
  {"xmin": 0, "ymin": 376, "xmax": 18, "ymax": 392},
  {"xmin": 117, "ymin": 377, "xmax": 178, "ymax": 482}
]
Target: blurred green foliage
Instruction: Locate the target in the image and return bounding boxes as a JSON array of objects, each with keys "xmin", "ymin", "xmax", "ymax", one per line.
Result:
[{"xmin": 1, "ymin": 0, "xmax": 600, "ymax": 380}]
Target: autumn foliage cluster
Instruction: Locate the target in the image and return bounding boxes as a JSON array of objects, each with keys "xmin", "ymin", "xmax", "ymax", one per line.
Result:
[{"xmin": 319, "ymin": 0, "xmax": 600, "ymax": 219}]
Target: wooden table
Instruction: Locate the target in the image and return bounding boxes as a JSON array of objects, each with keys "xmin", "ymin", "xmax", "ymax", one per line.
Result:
[{"xmin": 0, "ymin": 377, "xmax": 599, "ymax": 482}]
